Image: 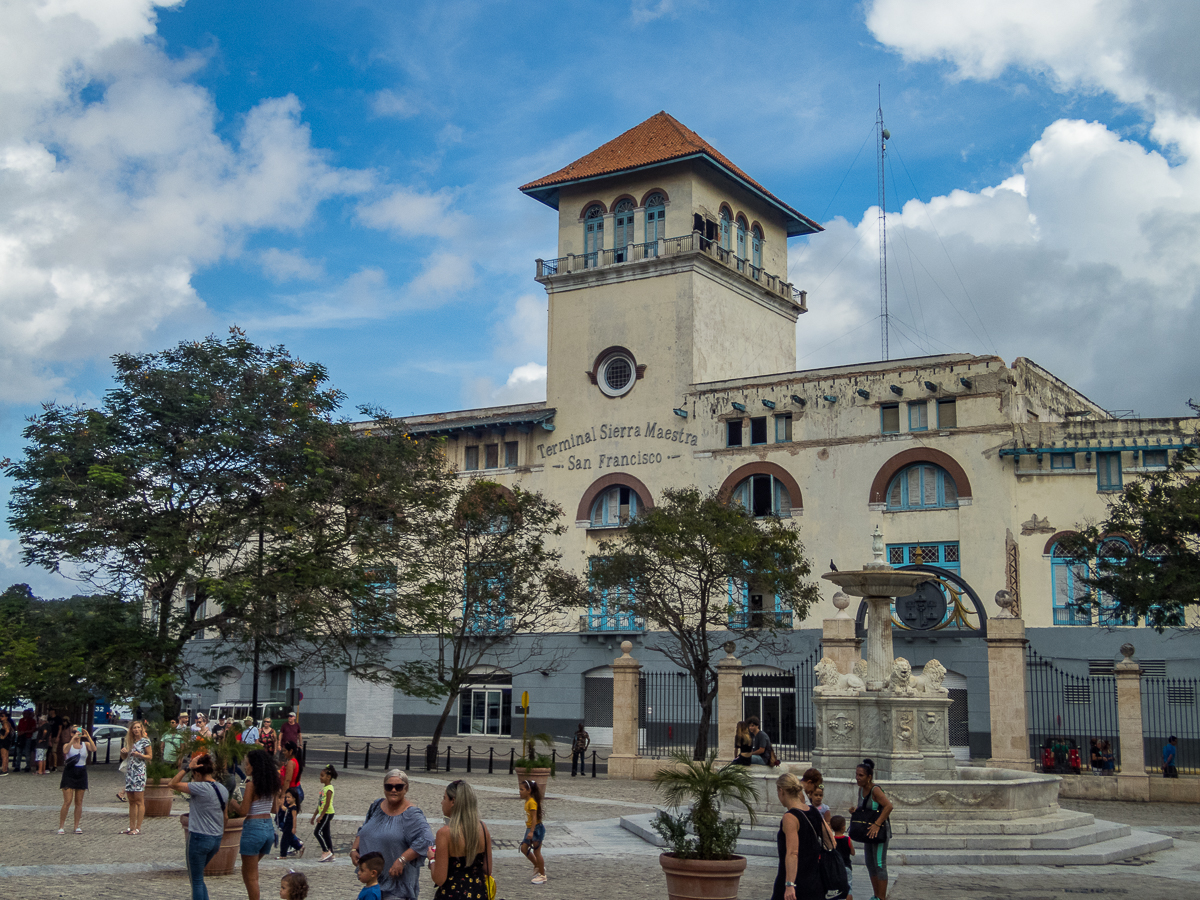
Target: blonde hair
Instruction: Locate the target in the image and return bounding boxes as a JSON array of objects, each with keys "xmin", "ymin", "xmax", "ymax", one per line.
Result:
[
  {"xmin": 735, "ymin": 721, "xmax": 750, "ymax": 746},
  {"xmin": 125, "ymin": 720, "xmax": 145, "ymax": 749},
  {"xmin": 776, "ymin": 772, "xmax": 804, "ymax": 800},
  {"xmin": 446, "ymin": 780, "xmax": 484, "ymax": 867}
]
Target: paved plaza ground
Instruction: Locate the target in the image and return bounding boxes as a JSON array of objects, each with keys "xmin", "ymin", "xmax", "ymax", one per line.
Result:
[{"xmin": 2, "ymin": 763, "xmax": 1199, "ymax": 899}]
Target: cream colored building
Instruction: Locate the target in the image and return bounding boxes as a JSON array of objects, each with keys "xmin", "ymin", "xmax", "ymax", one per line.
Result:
[{"xmin": 199, "ymin": 113, "xmax": 1200, "ymax": 752}]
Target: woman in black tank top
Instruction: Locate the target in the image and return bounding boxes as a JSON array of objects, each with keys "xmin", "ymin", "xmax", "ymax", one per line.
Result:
[{"xmin": 772, "ymin": 772, "xmax": 825, "ymax": 900}]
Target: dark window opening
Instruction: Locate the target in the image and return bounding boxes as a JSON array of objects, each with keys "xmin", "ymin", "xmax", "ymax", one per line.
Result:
[
  {"xmin": 485, "ymin": 444, "xmax": 499, "ymax": 469},
  {"xmin": 750, "ymin": 417, "xmax": 767, "ymax": 445},
  {"xmin": 751, "ymin": 474, "xmax": 772, "ymax": 517},
  {"xmin": 504, "ymin": 441, "xmax": 518, "ymax": 467},
  {"xmin": 464, "ymin": 446, "xmax": 479, "ymax": 471},
  {"xmin": 727, "ymin": 420, "xmax": 743, "ymax": 447}
]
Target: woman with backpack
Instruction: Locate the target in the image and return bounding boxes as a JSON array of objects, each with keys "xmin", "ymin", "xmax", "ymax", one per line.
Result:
[
  {"xmin": 772, "ymin": 772, "xmax": 827, "ymax": 900},
  {"xmin": 171, "ymin": 753, "xmax": 229, "ymax": 900},
  {"xmin": 350, "ymin": 769, "xmax": 434, "ymax": 900},
  {"xmin": 849, "ymin": 758, "xmax": 893, "ymax": 900}
]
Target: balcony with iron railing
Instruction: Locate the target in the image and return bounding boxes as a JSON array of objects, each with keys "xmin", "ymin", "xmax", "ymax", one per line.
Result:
[
  {"xmin": 579, "ymin": 611, "xmax": 646, "ymax": 633},
  {"xmin": 728, "ymin": 609, "xmax": 794, "ymax": 629},
  {"xmin": 536, "ymin": 232, "xmax": 807, "ymax": 311}
]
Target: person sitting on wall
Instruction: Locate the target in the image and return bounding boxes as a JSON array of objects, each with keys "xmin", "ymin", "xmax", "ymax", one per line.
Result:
[{"xmin": 747, "ymin": 717, "xmax": 776, "ymax": 767}]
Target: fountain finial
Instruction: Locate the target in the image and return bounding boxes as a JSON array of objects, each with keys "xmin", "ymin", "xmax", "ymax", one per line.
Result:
[{"xmin": 865, "ymin": 524, "xmax": 888, "ymax": 570}]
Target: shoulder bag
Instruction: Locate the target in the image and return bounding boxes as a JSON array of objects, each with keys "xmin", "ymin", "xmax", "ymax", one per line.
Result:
[
  {"xmin": 849, "ymin": 787, "xmax": 889, "ymax": 844},
  {"xmin": 483, "ymin": 823, "xmax": 497, "ymax": 900},
  {"xmin": 798, "ymin": 807, "xmax": 850, "ymax": 896}
]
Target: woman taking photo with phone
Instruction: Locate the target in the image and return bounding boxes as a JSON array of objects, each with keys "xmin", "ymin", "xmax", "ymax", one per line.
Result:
[
  {"xmin": 172, "ymin": 753, "xmax": 229, "ymax": 900},
  {"xmin": 57, "ymin": 724, "xmax": 95, "ymax": 834}
]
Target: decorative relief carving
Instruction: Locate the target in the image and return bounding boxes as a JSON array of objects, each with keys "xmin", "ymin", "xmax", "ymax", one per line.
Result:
[
  {"xmin": 1021, "ymin": 514, "xmax": 1055, "ymax": 535},
  {"xmin": 827, "ymin": 713, "xmax": 856, "ymax": 746},
  {"xmin": 919, "ymin": 711, "xmax": 940, "ymax": 746},
  {"xmin": 890, "ymin": 789, "xmax": 999, "ymax": 808},
  {"xmin": 1005, "ymin": 528, "xmax": 1021, "ymax": 617},
  {"xmin": 896, "ymin": 710, "xmax": 914, "ymax": 748}
]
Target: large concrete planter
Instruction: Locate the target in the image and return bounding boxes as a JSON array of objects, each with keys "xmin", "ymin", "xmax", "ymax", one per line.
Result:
[
  {"xmin": 659, "ymin": 853, "xmax": 747, "ymax": 900},
  {"xmin": 143, "ymin": 783, "xmax": 175, "ymax": 818},
  {"xmin": 181, "ymin": 814, "xmax": 245, "ymax": 876},
  {"xmin": 516, "ymin": 767, "xmax": 551, "ymax": 797}
]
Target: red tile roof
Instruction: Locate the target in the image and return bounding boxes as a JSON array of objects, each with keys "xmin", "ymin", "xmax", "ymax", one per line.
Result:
[{"xmin": 519, "ymin": 111, "xmax": 820, "ymax": 235}]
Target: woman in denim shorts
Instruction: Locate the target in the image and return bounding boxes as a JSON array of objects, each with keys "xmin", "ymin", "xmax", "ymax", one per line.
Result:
[{"xmin": 231, "ymin": 749, "xmax": 282, "ymax": 900}]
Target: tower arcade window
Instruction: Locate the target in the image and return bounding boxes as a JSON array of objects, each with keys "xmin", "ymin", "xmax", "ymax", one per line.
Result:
[
  {"xmin": 583, "ymin": 204, "xmax": 604, "ymax": 267},
  {"xmin": 645, "ymin": 193, "xmax": 666, "ymax": 252},
  {"xmin": 613, "ymin": 199, "xmax": 635, "ymax": 261},
  {"xmin": 751, "ymin": 224, "xmax": 763, "ymax": 269},
  {"xmin": 720, "ymin": 208, "xmax": 732, "ymax": 251},
  {"xmin": 736, "ymin": 215, "xmax": 747, "ymax": 271}
]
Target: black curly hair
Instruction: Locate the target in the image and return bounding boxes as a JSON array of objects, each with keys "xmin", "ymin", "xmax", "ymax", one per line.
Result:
[{"xmin": 245, "ymin": 748, "xmax": 281, "ymax": 796}]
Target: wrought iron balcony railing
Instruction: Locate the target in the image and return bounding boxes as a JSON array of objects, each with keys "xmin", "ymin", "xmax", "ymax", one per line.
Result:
[
  {"xmin": 579, "ymin": 612, "xmax": 645, "ymax": 632},
  {"xmin": 536, "ymin": 232, "xmax": 806, "ymax": 310},
  {"xmin": 728, "ymin": 609, "xmax": 794, "ymax": 629}
]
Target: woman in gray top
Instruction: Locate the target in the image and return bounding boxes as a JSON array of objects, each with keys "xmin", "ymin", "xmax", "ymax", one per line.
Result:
[
  {"xmin": 350, "ymin": 769, "xmax": 434, "ymax": 899},
  {"xmin": 171, "ymin": 753, "xmax": 229, "ymax": 900}
]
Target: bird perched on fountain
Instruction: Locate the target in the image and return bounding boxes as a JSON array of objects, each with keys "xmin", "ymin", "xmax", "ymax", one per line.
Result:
[{"xmin": 829, "ymin": 559, "xmax": 839, "ymax": 572}]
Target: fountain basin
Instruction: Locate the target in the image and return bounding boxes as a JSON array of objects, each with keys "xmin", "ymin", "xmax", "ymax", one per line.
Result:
[{"xmin": 822, "ymin": 569, "xmax": 933, "ymax": 597}]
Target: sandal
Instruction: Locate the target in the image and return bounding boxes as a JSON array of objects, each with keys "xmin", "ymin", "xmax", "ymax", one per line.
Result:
[
  {"xmin": 130, "ymin": 829, "xmax": 141, "ymax": 835},
  {"xmin": 56, "ymin": 828, "xmax": 65, "ymax": 835},
  {"xmin": 116, "ymin": 792, "xmax": 127, "ymax": 802},
  {"xmin": 74, "ymin": 827, "xmax": 83, "ymax": 834},
  {"xmin": 120, "ymin": 828, "xmax": 132, "ymax": 835}
]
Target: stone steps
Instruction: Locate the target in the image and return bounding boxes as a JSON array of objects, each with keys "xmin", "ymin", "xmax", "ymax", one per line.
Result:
[{"xmin": 617, "ymin": 813, "xmax": 1173, "ymax": 865}]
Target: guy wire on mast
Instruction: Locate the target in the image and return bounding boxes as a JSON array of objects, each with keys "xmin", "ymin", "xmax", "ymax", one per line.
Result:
[{"xmin": 877, "ymin": 88, "xmax": 890, "ymax": 360}]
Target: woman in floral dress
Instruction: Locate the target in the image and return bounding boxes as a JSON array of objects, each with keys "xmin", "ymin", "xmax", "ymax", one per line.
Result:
[
  {"xmin": 120, "ymin": 721, "xmax": 152, "ymax": 834},
  {"xmin": 431, "ymin": 780, "xmax": 491, "ymax": 900}
]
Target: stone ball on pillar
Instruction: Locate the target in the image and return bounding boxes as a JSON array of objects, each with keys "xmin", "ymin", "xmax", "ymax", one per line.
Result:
[
  {"xmin": 620, "ymin": 640, "xmax": 633, "ymax": 656},
  {"xmin": 1120, "ymin": 642, "xmax": 1135, "ymax": 660},
  {"xmin": 832, "ymin": 591, "xmax": 851, "ymax": 619},
  {"xmin": 723, "ymin": 641, "xmax": 736, "ymax": 656}
]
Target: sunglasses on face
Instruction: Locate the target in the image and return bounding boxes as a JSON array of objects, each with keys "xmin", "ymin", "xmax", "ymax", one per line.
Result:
[{"xmin": 384, "ymin": 783, "xmax": 406, "ymax": 792}]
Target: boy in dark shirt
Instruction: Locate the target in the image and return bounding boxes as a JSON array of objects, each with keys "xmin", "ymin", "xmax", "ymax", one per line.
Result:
[{"xmin": 831, "ymin": 814, "xmax": 854, "ymax": 900}]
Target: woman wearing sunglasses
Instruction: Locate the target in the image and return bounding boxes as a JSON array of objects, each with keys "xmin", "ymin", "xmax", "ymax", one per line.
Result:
[{"xmin": 351, "ymin": 769, "xmax": 434, "ymax": 900}]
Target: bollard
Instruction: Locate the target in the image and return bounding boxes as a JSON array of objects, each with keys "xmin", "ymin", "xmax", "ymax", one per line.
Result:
[
  {"xmin": 343, "ymin": 743, "xmax": 349, "ymax": 770},
  {"xmin": 591, "ymin": 750, "xmax": 597, "ymax": 778},
  {"xmin": 105, "ymin": 739, "xmax": 112, "ymax": 764},
  {"xmin": 488, "ymin": 747, "xmax": 494, "ymax": 774},
  {"xmin": 384, "ymin": 743, "xmax": 393, "ymax": 771},
  {"xmin": 405, "ymin": 744, "xmax": 411, "ymax": 771},
  {"xmin": 364, "ymin": 743, "xmax": 371, "ymax": 770},
  {"xmin": 508, "ymin": 748, "xmax": 515, "ymax": 775},
  {"xmin": 551, "ymin": 749, "xmax": 557, "ymax": 772},
  {"xmin": 445, "ymin": 746, "xmax": 451, "ymax": 772},
  {"xmin": 302, "ymin": 741, "xmax": 307, "ymax": 768},
  {"xmin": 467, "ymin": 746, "xmax": 472, "ymax": 773}
]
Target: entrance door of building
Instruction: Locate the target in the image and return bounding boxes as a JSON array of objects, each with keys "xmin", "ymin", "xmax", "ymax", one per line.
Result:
[
  {"xmin": 459, "ymin": 688, "xmax": 511, "ymax": 736},
  {"xmin": 743, "ymin": 667, "xmax": 797, "ymax": 748}
]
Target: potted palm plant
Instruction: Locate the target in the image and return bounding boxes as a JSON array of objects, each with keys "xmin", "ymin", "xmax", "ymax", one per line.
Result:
[
  {"xmin": 143, "ymin": 722, "xmax": 180, "ymax": 817},
  {"xmin": 652, "ymin": 750, "xmax": 759, "ymax": 900},
  {"xmin": 514, "ymin": 732, "xmax": 555, "ymax": 795}
]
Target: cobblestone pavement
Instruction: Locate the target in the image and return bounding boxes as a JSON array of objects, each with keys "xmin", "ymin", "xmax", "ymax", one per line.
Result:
[{"xmin": 3, "ymin": 765, "xmax": 1200, "ymax": 899}]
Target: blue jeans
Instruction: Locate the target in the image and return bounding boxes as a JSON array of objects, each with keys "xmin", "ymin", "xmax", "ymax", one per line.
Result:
[
  {"xmin": 240, "ymin": 817, "xmax": 275, "ymax": 857},
  {"xmin": 186, "ymin": 831, "xmax": 223, "ymax": 900}
]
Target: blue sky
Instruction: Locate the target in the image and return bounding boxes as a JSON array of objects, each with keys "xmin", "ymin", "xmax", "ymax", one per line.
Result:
[{"xmin": 2, "ymin": 0, "xmax": 1198, "ymax": 594}]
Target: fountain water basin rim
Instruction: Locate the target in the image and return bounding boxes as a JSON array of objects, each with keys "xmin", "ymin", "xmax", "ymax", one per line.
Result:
[{"xmin": 822, "ymin": 569, "xmax": 934, "ymax": 598}]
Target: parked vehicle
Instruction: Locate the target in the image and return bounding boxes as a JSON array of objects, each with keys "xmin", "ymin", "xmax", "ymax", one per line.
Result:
[{"xmin": 206, "ymin": 701, "xmax": 288, "ymax": 730}]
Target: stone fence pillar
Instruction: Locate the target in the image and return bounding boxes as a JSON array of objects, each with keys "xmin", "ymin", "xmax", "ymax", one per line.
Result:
[
  {"xmin": 716, "ymin": 642, "xmax": 743, "ymax": 764},
  {"xmin": 609, "ymin": 640, "xmax": 641, "ymax": 778},
  {"xmin": 822, "ymin": 616, "xmax": 862, "ymax": 678},
  {"xmin": 1114, "ymin": 643, "xmax": 1149, "ymax": 800},
  {"xmin": 986, "ymin": 615, "xmax": 1034, "ymax": 770}
]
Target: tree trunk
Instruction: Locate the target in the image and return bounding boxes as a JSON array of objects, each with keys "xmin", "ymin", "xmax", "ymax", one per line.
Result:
[
  {"xmin": 427, "ymin": 690, "xmax": 457, "ymax": 756},
  {"xmin": 693, "ymin": 698, "xmax": 714, "ymax": 760}
]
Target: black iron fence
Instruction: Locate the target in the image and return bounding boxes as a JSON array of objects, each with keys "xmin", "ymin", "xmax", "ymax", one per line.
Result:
[
  {"xmin": 326, "ymin": 742, "xmax": 609, "ymax": 777},
  {"xmin": 1027, "ymin": 647, "xmax": 1120, "ymax": 772},
  {"xmin": 742, "ymin": 647, "xmax": 821, "ymax": 762},
  {"xmin": 639, "ymin": 671, "xmax": 714, "ymax": 758},
  {"xmin": 1142, "ymin": 676, "xmax": 1200, "ymax": 775}
]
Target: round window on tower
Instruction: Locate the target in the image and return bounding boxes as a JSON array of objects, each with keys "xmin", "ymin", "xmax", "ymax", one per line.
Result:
[{"xmin": 597, "ymin": 350, "xmax": 638, "ymax": 397}]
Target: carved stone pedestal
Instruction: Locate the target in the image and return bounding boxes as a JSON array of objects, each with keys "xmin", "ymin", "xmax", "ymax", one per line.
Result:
[{"xmin": 813, "ymin": 692, "xmax": 954, "ymax": 782}]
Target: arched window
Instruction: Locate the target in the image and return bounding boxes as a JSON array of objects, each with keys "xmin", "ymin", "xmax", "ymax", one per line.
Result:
[
  {"xmin": 645, "ymin": 193, "xmax": 666, "ymax": 247},
  {"xmin": 719, "ymin": 208, "xmax": 732, "ymax": 252},
  {"xmin": 584, "ymin": 204, "xmax": 604, "ymax": 267},
  {"xmin": 591, "ymin": 485, "xmax": 641, "ymax": 527},
  {"xmin": 613, "ymin": 199, "xmax": 635, "ymax": 262},
  {"xmin": 886, "ymin": 464, "xmax": 959, "ymax": 510},
  {"xmin": 732, "ymin": 473, "xmax": 792, "ymax": 518},
  {"xmin": 751, "ymin": 225, "xmax": 763, "ymax": 270},
  {"xmin": 736, "ymin": 216, "xmax": 747, "ymax": 271}
]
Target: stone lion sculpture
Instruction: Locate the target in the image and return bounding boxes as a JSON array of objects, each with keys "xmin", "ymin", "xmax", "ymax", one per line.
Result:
[
  {"xmin": 887, "ymin": 656, "xmax": 916, "ymax": 695},
  {"xmin": 814, "ymin": 656, "xmax": 865, "ymax": 693},
  {"xmin": 914, "ymin": 658, "xmax": 949, "ymax": 695}
]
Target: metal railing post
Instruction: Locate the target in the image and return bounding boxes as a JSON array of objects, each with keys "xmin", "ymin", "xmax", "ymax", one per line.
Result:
[
  {"xmin": 466, "ymin": 746, "xmax": 472, "ymax": 773},
  {"xmin": 343, "ymin": 742, "xmax": 349, "ymax": 770},
  {"xmin": 591, "ymin": 750, "xmax": 597, "ymax": 778},
  {"xmin": 508, "ymin": 748, "xmax": 515, "ymax": 774},
  {"xmin": 445, "ymin": 746, "xmax": 451, "ymax": 772},
  {"xmin": 364, "ymin": 742, "xmax": 370, "ymax": 770},
  {"xmin": 405, "ymin": 744, "xmax": 411, "ymax": 771},
  {"xmin": 488, "ymin": 747, "xmax": 494, "ymax": 774},
  {"xmin": 384, "ymin": 743, "xmax": 393, "ymax": 771}
]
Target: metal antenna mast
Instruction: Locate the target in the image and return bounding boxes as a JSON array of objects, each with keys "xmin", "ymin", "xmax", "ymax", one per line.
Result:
[{"xmin": 877, "ymin": 88, "xmax": 890, "ymax": 360}]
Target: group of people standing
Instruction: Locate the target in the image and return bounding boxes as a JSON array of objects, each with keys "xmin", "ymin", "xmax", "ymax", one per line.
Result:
[
  {"xmin": 773, "ymin": 759, "xmax": 893, "ymax": 900},
  {"xmin": 0, "ymin": 707, "xmax": 75, "ymax": 776}
]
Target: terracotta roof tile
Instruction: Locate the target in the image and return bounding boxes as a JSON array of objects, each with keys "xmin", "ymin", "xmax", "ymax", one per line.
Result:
[{"xmin": 519, "ymin": 111, "xmax": 820, "ymax": 235}]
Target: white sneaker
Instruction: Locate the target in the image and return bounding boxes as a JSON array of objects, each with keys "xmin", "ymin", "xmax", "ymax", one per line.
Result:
[{"xmin": 531, "ymin": 874, "xmax": 547, "ymax": 884}]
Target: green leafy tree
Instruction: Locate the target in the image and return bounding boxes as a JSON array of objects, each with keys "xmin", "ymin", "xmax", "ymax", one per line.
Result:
[
  {"xmin": 0, "ymin": 584, "xmax": 150, "ymax": 715},
  {"xmin": 5, "ymin": 331, "xmax": 444, "ymax": 715},
  {"xmin": 589, "ymin": 487, "xmax": 820, "ymax": 759},
  {"xmin": 395, "ymin": 479, "xmax": 584, "ymax": 755},
  {"xmin": 1059, "ymin": 446, "xmax": 1200, "ymax": 630}
]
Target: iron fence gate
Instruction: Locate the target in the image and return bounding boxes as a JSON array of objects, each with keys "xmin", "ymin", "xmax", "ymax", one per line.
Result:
[
  {"xmin": 1027, "ymin": 647, "xmax": 1120, "ymax": 772},
  {"xmin": 638, "ymin": 671, "xmax": 714, "ymax": 758},
  {"xmin": 1142, "ymin": 676, "xmax": 1200, "ymax": 775},
  {"xmin": 742, "ymin": 646, "xmax": 821, "ymax": 761}
]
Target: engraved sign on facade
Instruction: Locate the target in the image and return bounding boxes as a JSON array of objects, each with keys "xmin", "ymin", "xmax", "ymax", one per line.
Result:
[{"xmin": 895, "ymin": 581, "xmax": 948, "ymax": 631}]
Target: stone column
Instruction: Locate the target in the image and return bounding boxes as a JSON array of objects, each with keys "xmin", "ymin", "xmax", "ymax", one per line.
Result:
[
  {"xmin": 822, "ymin": 593, "xmax": 862, "ymax": 677},
  {"xmin": 609, "ymin": 640, "xmax": 641, "ymax": 779},
  {"xmin": 986, "ymin": 615, "xmax": 1034, "ymax": 770},
  {"xmin": 1114, "ymin": 643, "xmax": 1149, "ymax": 801},
  {"xmin": 864, "ymin": 595, "xmax": 894, "ymax": 691},
  {"xmin": 716, "ymin": 642, "xmax": 743, "ymax": 764}
]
